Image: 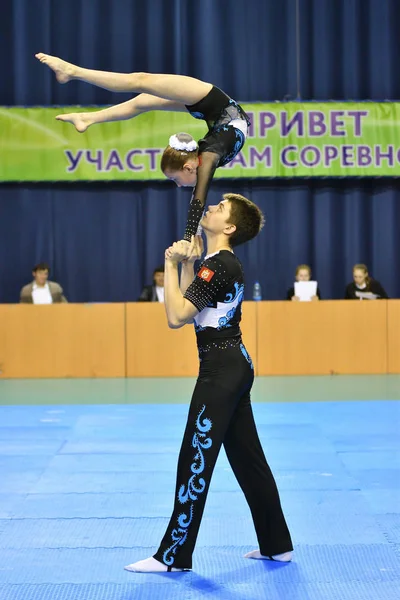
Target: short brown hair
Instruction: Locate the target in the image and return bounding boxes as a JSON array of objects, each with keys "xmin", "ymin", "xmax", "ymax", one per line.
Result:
[
  {"xmin": 153, "ymin": 265, "xmax": 164, "ymax": 275},
  {"xmin": 296, "ymin": 264, "xmax": 311, "ymax": 276},
  {"xmin": 224, "ymin": 193, "xmax": 264, "ymax": 247},
  {"xmin": 160, "ymin": 132, "xmax": 198, "ymax": 172},
  {"xmin": 33, "ymin": 262, "xmax": 50, "ymax": 273}
]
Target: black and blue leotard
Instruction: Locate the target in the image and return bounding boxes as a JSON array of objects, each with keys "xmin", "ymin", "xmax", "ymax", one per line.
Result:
[{"xmin": 183, "ymin": 86, "xmax": 251, "ymax": 241}]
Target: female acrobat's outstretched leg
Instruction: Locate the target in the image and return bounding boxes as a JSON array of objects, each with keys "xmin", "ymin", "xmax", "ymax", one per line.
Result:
[{"xmin": 35, "ymin": 53, "xmax": 212, "ymax": 105}]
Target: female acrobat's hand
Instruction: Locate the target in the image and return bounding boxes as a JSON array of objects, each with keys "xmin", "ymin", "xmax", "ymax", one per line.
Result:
[
  {"xmin": 165, "ymin": 240, "xmax": 191, "ymax": 264},
  {"xmin": 184, "ymin": 235, "xmax": 204, "ymax": 264}
]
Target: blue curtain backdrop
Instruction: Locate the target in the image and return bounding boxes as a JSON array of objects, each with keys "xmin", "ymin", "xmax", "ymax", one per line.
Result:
[
  {"xmin": 1, "ymin": 180, "xmax": 399, "ymax": 303},
  {"xmin": 1, "ymin": 0, "xmax": 399, "ymax": 303}
]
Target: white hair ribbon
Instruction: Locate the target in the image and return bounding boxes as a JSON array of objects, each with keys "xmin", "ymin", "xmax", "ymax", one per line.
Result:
[{"xmin": 169, "ymin": 134, "xmax": 198, "ymax": 152}]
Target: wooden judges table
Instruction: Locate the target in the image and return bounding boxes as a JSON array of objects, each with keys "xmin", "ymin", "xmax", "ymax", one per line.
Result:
[{"xmin": 0, "ymin": 301, "xmax": 399, "ymax": 378}]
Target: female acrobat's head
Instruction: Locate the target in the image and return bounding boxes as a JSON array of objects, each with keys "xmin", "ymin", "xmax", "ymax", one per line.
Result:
[{"xmin": 161, "ymin": 132, "xmax": 199, "ymax": 188}]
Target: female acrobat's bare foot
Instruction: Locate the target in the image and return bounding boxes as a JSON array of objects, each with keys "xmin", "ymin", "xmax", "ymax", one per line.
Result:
[
  {"xmin": 55, "ymin": 112, "xmax": 91, "ymax": 133},
  {"xmin": 35, "ymin": 53, "xmax": 76, "ymax": 84}
]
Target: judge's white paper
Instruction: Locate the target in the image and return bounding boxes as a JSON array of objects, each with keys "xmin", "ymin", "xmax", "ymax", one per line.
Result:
[
  {"xmin": 355, "ymin": 291, "xmax": 379, "ymax": 300},
  {"xmin": 294, "ymin": 280, "xmax": 318, "ymax": 301}
]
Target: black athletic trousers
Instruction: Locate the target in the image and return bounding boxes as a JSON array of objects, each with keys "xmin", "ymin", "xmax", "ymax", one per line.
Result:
[{"xmin": 153, "ymin": 339, "xmax": 293, "ymax": 569}]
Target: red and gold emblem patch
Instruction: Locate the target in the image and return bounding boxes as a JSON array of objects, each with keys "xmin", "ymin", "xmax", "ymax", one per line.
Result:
[{"xmin": 198, "ymin": 267, "xmax": 215, "ymax": 282}]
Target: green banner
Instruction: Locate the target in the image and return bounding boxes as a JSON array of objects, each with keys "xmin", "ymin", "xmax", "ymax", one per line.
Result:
[{"xmin": 1, "ymin": 103, "xmax": 400, "ymax": 181}]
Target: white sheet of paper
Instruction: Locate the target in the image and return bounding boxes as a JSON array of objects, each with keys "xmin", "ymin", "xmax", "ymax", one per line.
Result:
[
  {"xmin": 294, "ymin": 280, "xmax": 318, "ymax": 301},
  {"xmin": 355, "ymin": 291, "xmax": 379, "ymax": 300}
]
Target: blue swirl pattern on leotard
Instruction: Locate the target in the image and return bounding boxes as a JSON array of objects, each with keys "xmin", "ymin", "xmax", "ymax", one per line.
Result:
[
  {"xmin": 189, "ymin": 111, "xmax": 204, "ymax": 120},
  {"xmin": 219, "ymin": 128, "xmax": 245, "ymax": 166}
]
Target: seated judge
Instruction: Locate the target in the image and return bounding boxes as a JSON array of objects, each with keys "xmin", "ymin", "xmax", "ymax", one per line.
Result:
[
  {"xmin": 20, "ymin": 262, "xmax": 67, "ymax": 304},
  {"xmin": 345, "ymin": 264, "xmax": 388, "ymax": 300},
  {"xmin": 137, "ymin": 265, "xmax": 165, "ymax": 302},
  {"xmin": 286, "ymin": 264, "xmax": 321, "ymax": 301}
]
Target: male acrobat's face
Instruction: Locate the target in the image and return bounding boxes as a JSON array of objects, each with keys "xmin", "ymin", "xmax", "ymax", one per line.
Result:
[{"xmin": 201, "ymin": 200, "xmax": 235, "ymax": 237}]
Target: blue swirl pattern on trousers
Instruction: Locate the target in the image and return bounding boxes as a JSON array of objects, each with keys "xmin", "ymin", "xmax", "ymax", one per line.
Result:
[
  {"xmin": 163, "ymin": 405, "xmax": 212, "ymax": 566},
  {"xmin": 240, "ymin": 343, "xmax": 254, "ymax": 370}
]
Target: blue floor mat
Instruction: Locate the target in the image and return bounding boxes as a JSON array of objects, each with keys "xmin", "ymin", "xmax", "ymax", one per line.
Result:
[
  {"xmin": 0, "ymin": 545, "xmax": 398, "ymax": 584},
  {"xmin": 1, "ymin": 581, "xmax": 400, "ymax": 600},
  {"xmin": 8, "ymin": 489, "xmax": 371, "ymax": 520},
  {"xmin": 376, "ymin": 515, "xmax": 400, "ymax": 543},
  {"xmin": 362, "ymin": 489, "xmax": 400, "ymax": 514},
  {"xmin": 0, "ymin": 397, "xmax": 399, "ymax": 600},
  {"xmin": 338, "ymin": 451, "xmax": 400, "ymax": 470},
  {"xmin": 331, "ymin": 434, "xmax": 400, "ymax": 452},
  {"xmin": 347, "ymin": 469, "xmax": 400, "ymax": 489}
]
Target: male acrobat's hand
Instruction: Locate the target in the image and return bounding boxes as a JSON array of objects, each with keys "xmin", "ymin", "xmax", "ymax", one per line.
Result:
[
  {"xmin": 165, "ymin": 236, "xmax": 204, "ymax": 264},
  {"xmin": 165, "ymin": 240, "xmax": 191, "ymax": 264}
]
